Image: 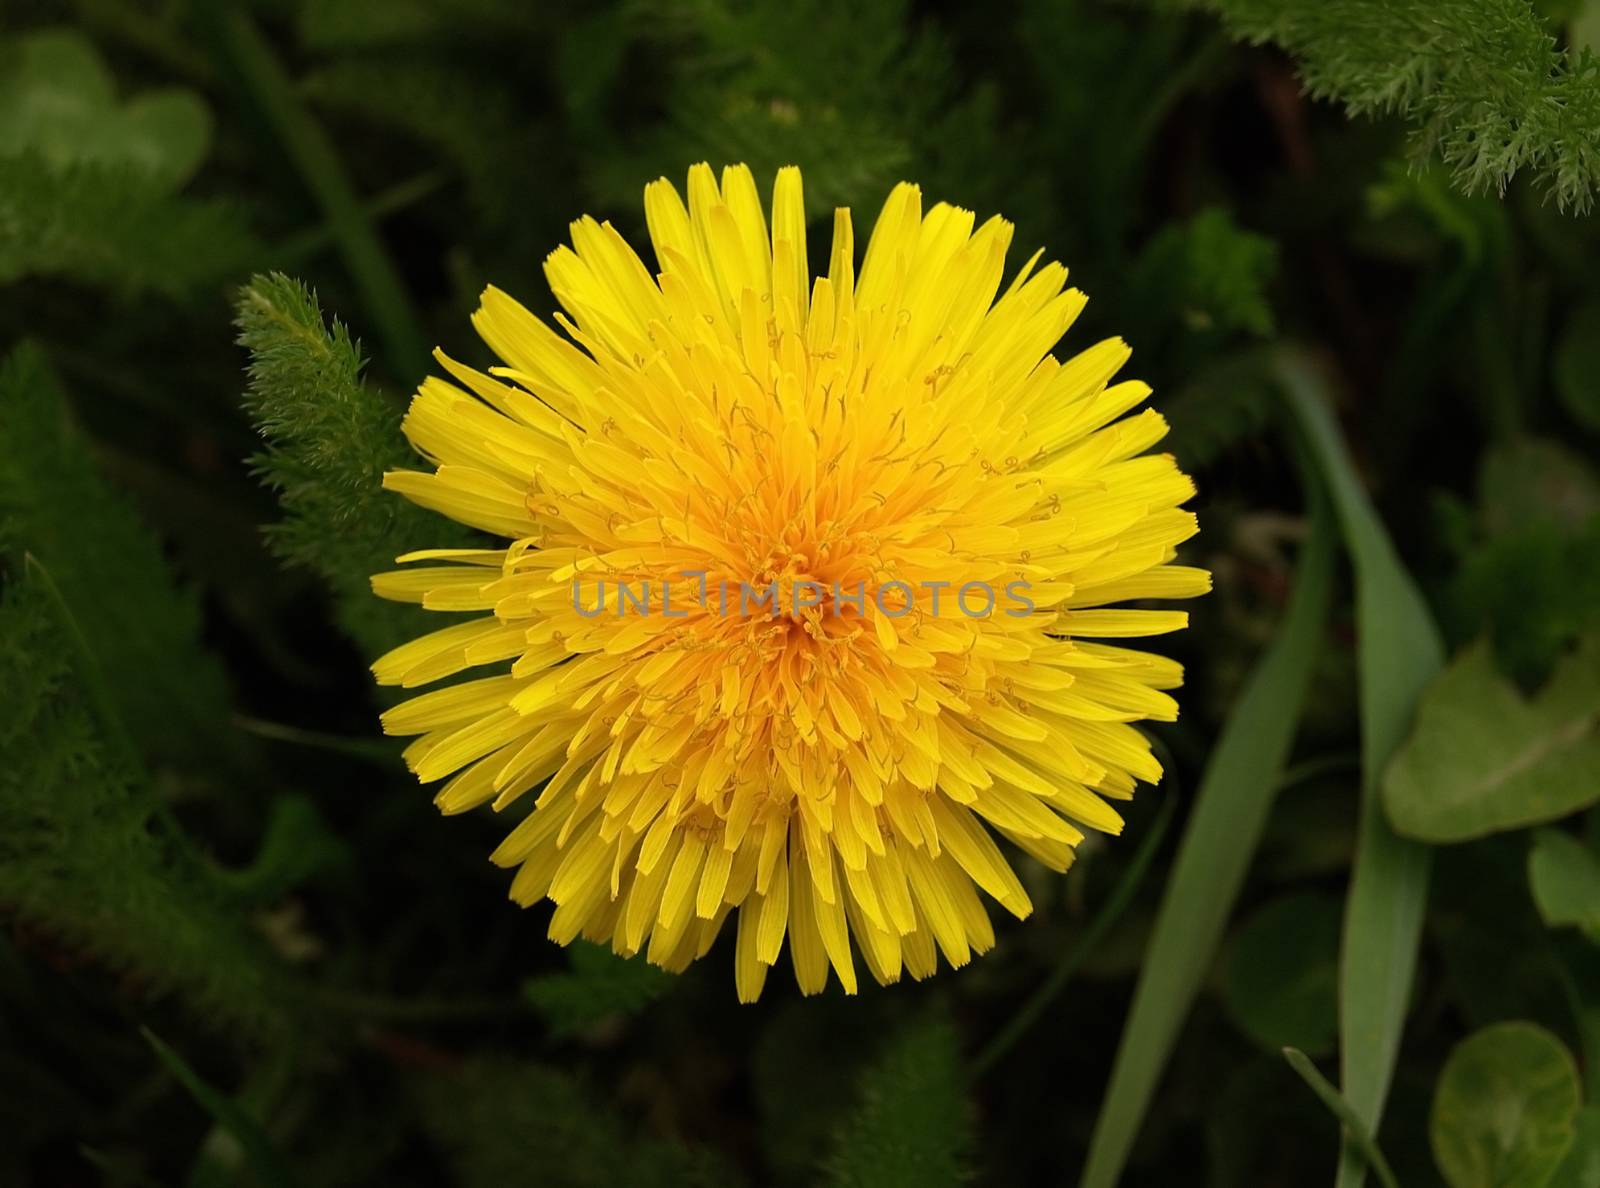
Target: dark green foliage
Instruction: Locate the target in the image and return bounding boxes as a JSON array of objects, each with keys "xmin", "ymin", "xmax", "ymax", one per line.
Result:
[
  {"xmin": 142, "ymin": 1028, "xmax": 299, "ymax": 1188},
  {"xmin": 0, "ymin": 563, "xmax": 294, "ymax": 1041},
  {"xmin": 0, "ymin": 344, "xmax": 236, "ymax": 769},
  {"xmin": 413, "ymin": 1059, "xmax": 737, "ymax": 1188},
  {"xmin": 236, "ymin": 272, "xmax": 443, "ymax": 658},
  {"xmin": 824, "ymin": 1016, "xmax": 974, "ymax": 1188},
  {"xmin": 0, "ymin": 28, "xmax": 262, "ymax": 294},
  {"xmin": 590, "ymin": 0, "xmax": 1000, "ymax": 219},
  {"xmin": 1442, "ymin": 438, "xmax": 1600, "ymax": 683},
  {"xmin": 4, "ymin": 2, "xmax": 1600, "ymax": 1186},
  {"xmin": 1197, "ymin": 0, "xmax": 1600, "ymax": 210},
  {"xmin": 302, "ymin": 58, "xmax": 548, "ymax": 235},
  {"xmin": 216, "ymin": 794, "xmax": 351, "ymax": 906},
  {"xmin": 1160, "ymin": 357, "xmax": 1279, "ymax": 468},
  {"xmin": 0, "ymin": 152, "xmax": 263, "ymax": 295},
  {"xmin": 1128, "ymin": 208, "xmax": 1279, "ymax": 340},
  {"xmin": 523, "ymin": 941, "xmax": 672, "ymax": 1037}
]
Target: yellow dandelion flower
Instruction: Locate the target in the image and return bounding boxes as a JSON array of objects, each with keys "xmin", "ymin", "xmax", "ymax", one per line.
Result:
[{"xmin": 371, "ymin": 163, "xmax": 1208, "ymax": 1001}]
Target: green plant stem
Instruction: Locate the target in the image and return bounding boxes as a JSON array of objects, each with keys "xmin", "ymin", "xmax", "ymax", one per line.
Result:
[
  {"xmin": 275, "ymin": 171, "xmax": 447, "ymax": 266},
  {"xmin": 971, "ymin": 790, "xmax": 1178, "ymax": 1079},
  {"xmin": 1281, "ymin": 1048, "xmax": 1402, "ymax": 1188},
  {"xmin": 201, "ymin": 7, "xmax": 429, "ymax": 383},
  {"xmin": 234, "ymin": 715, "xmax": 402, "ymax": 763}
]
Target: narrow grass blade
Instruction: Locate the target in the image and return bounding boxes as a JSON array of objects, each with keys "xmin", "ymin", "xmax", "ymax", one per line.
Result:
[
  {"xmin": 142, "ymin": 1027, "xmax": 299, "ymax": 1188},
  {"xmin": 1078, "ymin": 481, "xmax": 1334, "ymax": 1188},
  {"xmin": 1277, "ymin": 349, "xmax": 1445, "ymax": 1188},
  {"xmin": 1282, "ymin": 1048, "xmax": 1401, "ymax": 1188}
]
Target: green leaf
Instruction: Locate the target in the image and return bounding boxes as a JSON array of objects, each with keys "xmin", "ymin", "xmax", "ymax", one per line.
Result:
[
  {"xmin": 1223, "ymin": 894, "xmax": 1343, "ymax": 1056},
  {"xmin": 1547, "ymin": 1107, "xmax": 1600, "ymax": 1188},
  {"xmin": 1281, "ymin": 1049, "xmax": 1401, "ymax": 1188},
  {"xmin": 826, "ymin": 1015, "xmax": 974, "ymax": 1188},
  {"xmin": 1554, "ymin": 303, "xmax": 1600, "ymax": 434},
  {"xmin": 0, "ymin": 27, "xmax": 211, "ymax": 190},
  {"xmin": 1430, "ymin": 1021, "xmax": 1581, "ymax": 1188},
  {"xmin": 141, "ymin": 1028, "xmax": 299, "ymax": 1188},
  {"xmin": 522, "ymin": 942, "xmax": 672, "ymax": 1037},
  {"xmin": 1385, "ymin": 637, "xmax": 1600, "ymax": 843},
  {"xmin": 1529, "ymin": 829, "xmax": 1600, "ymax": 941},
  {"xmin": 1278, "ymin": 348, "xmax": 1444, "ymax": 1188},
  {"xmin": 1079, "ymin": 472, "xmax": 1334, "ymax": 1188}
]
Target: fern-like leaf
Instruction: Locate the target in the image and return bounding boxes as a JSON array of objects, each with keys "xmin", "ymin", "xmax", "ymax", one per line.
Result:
[
  {"xmin": 1198, "ymin": 0, "xmax": 1600, "ymax": 211},
  {"xmin": 236, "ymin": 272, "xmax": 446, "ymax": 658}
]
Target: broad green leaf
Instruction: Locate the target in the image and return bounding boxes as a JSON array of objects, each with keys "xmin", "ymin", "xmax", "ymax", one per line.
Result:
[
  {"xmin": 0, "ymin": 29, "xmax": 115, "ymax": 157},
  {"xmin": 1547, "ymin": 1107, "xmax": 1600, "ymax": 1188},
  {"xmin": 142, "ymin": 1028, "xmax": 299, "ymax": 1188},
  {"xmin": 1079, "ymin": 478, "xmax": 1334, "ymax": 1188},
  {"xmin": 1529, "ymin": 829, "xmax": 1600, "ymax": 941},
  {"xmin": 1385, "ymin": 636, "xmax": 1600, "ymax": 843},
  {"xmin": 0, "ymin": 27, "xmax": 211, "ymax": 190},
  {"xmin": 522, "ymin": 941, "xmax": 672, "ymax": 1037},
  {"xmin": 1430, "ymin": 1022, "xmax": 1581, "ymax": 1188},
  {"xmin": 1282, "ymin": 1049, "xmax": 1400, "ymax": 1188},
  {"xmin": 1223, "ymin": 894, "xmax": 1343, "ymax": 1056},
  {"xmin": 1554, "ymin": 303, "xmax": 1600, "ymax": 434},
  {"xmin": 826, "ymin": 1014, "xmax": 973, "ymax": 1188},
  {"xmin": 1278, "ymin": 349, "xmax": 1443, "ymax": 1188}
]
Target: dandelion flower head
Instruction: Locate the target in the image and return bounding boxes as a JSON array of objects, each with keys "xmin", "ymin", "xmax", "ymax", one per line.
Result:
[{"xmin": 371, "ymin": 163, "xmax": 1208, "ymax": 1000}]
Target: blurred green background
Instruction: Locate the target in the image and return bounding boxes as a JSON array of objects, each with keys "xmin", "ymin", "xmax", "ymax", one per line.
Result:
[{"xmin": 4, "ymin": 1, "xmax": 1600, "ymax": 1185}]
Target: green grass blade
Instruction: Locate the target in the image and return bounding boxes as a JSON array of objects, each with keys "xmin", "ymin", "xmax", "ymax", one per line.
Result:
[
  {"xmin": 141, "ymin": 1027, "xmax": 299, "ymax": 1188},
  {"xmin": 1281, "ymin": 1049, "xmax": 1402, "ymax": 1188},
  {"xmin": 1079, "ymin": 478, "xmax": 1335, "ymax": 1188},
  {"xmin": 1276, "ymin": 349, "xmax": 1445, "ymax": 1188}
]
